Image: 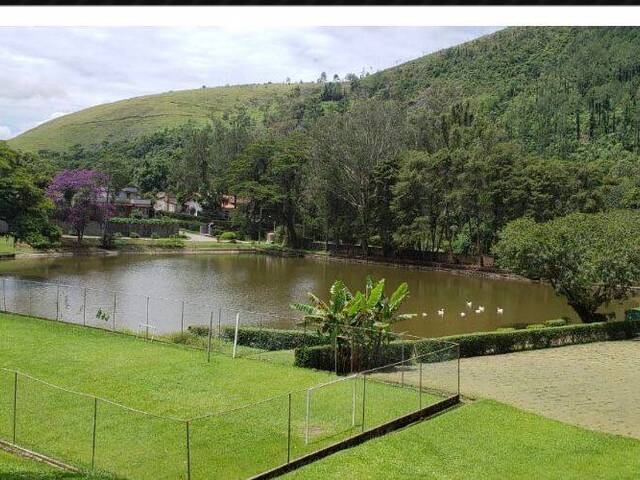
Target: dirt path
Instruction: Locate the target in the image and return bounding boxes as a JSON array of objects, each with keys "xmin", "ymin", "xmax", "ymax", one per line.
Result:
[{"xmin": 459, "ymin": 340, "xmax": 640, "ymax": 439}]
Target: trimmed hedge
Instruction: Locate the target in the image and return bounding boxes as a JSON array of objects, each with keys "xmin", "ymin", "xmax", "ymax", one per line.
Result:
[
  {"xmin": 294, "ymin": 319, "xmax": 640, "ymax": 372},
  {"xmin": 187, "ymin": 325, "xmax": 330, "ymax": 351},
  {"xmin": 294, "ymin": 338, "xmax": 456, "ymax": 373},
  {"xmin": 109, "ymin": 217, "xmax": 179, "ymax": 225}
]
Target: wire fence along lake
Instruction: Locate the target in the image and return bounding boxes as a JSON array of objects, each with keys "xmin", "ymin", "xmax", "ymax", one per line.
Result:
[{"xmin": 0, "ymin": 276, "xmax": 460, "ymax": 479}]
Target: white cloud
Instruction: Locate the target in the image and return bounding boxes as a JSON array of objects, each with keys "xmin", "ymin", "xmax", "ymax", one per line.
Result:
[
  {"xmin": 0, "ymin": 125, "xmax": 13, "ymax": 140},
  {"xmin": 0, "ymin": 26, "xmax": 502, "ymax": 138}
]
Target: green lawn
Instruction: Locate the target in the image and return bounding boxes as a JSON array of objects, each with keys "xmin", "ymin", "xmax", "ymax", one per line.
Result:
[
  {"xmin": 59, "ymin": 236, "xmax": 260, "ymax": 252},
  {"xmin": 0, "ymin": 237, "xmax": 33, "ymax": 255},
  {"xmin": 285, "ymin": 399, "xmax": 640, "ymax": 479},
  {"xmin": 0, "ymin": 449, "xmax": 116, "ymax": 480},
  {"xmin": 0, "ymin": 313, "xmax": 439, "ymax": 480}
]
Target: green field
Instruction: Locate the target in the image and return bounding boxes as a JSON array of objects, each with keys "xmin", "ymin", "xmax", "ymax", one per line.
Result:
[
  {"xmin": 285, "ymin": 399, "xmax": 640, "ymax": 479},
  {"xmin": 0, "ymin": 312, "xmax": 440, "ymax": 479},
  {"xmin": 8, "ymin": 83, "xmax": 319, "ymax": 152},
  {"xmin": 0, "ymin": 449, "xmax": 116, "ymax": 480}
]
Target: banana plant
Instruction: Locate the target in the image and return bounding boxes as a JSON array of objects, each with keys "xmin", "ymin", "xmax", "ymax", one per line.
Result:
[{"xmin": 291, "ymin": 276, "xmax": 415, "ymax": 369}]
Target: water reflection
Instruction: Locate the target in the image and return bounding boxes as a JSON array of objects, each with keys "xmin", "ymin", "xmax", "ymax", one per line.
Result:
[{"xmin": 1, "ymin": 253, "xmax": 637, "ymax": 337}]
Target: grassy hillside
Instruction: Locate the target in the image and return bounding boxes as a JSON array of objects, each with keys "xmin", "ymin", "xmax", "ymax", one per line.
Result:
[
  {"xmin": 8, "ymin": 83, "xmax": 317, "ymax": 152},
  {"xmin": 10, "ymin": 27, "xmax": 640, "ymax": 155}
]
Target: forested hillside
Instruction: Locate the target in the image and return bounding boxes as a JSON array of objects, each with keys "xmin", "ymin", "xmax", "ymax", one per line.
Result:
[{"xmin": 361, "ymin": 26, "xmax": 640, "ymax": 157}]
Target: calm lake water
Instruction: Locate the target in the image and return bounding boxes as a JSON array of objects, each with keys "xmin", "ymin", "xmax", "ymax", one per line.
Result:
[{"xmin": 0, "ymin": 253, "xmax": 637, "ymax": 338}]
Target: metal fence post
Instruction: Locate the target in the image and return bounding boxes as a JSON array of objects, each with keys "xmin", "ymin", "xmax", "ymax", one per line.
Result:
[
  {"xmin": 12, "ymin": 371, "xmax": 17, "ymax": 443},
  {"xmin": 55, "ymin": 285, "xmax": 60, "ymax": 321},
  {"xmin": 91, "ymin": 397, "xmax": 98, "ymax": 469},
  {"xmin": 207, "ymin": 310, "xmax": 214, "ymax": 363},
  {"xmin": 401, "ymin": 343, "xmax": 405, "ymax": 387},
  {"xmin": 217, "ymin": 307, "xmax": 222, "ymax": 338},
  {"xmin": 457, "ymin": 345, "xmax": 461, "ymax": 396},
  {"xmin": 2, "ymin": 277, "xmax": 6, "ymax": 312},
  {"xmin": 419, "ymin": 360, "xmax": 423, "ymax": 409},
  {"xmin": 286, "ymin": 392, "xmax": 292, "ymax": 464},
  {"xmin": 145, "ymin": 296, "xmax": 150, "ymax": 339},
  {"xmin": 112, "ymin": 292, "xmax": 117, "ymax": 331},
  {"xmin": 351, "ymin": 376, "xmax": 356, "ymax": 427},
  {"xmin": 181, "ymin": 300, "xmax": 185, "ymax": 334},
  {"xmin": 28, "ymin": 285, "xmax": 32, "ymax": 316},
  {"xmin": 304, "ymin": 388, "xmax": 311, "ymax": 444},
  {"xmin": 232, "ymin": 312, "xmax": 240, "ymax": 359},
  {"xmin": 83, "ymin": 288, "xmax": 87, "ymax": 326},
  {"xmin": 361, "ymin": 374, "xmax": 366, "ymax": 432},
  {"xmin": 185, "ymin": 421, "xmax": 192, "ymax": 480},
  {"xmin": 333, "ymin": 327, "xmax": 338, "ymax": 375}
]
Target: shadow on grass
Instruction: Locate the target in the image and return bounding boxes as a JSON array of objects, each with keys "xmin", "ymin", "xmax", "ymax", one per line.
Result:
[{"xmin": 3, "ymin": 469, "xmax": 121, "ymax": 480}]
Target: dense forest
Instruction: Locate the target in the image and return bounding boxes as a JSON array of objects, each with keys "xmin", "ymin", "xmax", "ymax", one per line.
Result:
[{"xmin": 7, "ymin": 26, "xmax": 640, "ymax": 260}]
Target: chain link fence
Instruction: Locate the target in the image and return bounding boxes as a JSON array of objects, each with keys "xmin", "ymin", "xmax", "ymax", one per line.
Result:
[{"xmin": 0, "ymin": 276, "xmax": 460, "ymax": 479}]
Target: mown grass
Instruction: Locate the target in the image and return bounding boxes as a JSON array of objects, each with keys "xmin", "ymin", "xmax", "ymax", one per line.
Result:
[
  {"xmin": 0, "ymin": 449, "xmax": 117, "ymax": 480},
  {"xmin": 0, "ymin": 313, "xmax": 437, "ymax": 479},
  {"xmin": 285, "ymin": 399, "xmax": 640, "ymax": 480},
  {"xmin": 0, "ymin": 237, "xmax": 34, "ymax": 256},
  {"xmin": 58, "ymin": 236, "xmax": 260, "ymax": 253}
]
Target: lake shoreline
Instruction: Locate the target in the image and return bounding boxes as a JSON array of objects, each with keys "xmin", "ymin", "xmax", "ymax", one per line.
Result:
[{"xmin": 8, "ymin": 242, "xmax": 533, "ymax": 283}]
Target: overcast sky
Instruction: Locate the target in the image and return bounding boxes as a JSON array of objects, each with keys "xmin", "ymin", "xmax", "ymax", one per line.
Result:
[{"xmin": 0, "ymin": 26, "xmax": 501, "ymax": 140}]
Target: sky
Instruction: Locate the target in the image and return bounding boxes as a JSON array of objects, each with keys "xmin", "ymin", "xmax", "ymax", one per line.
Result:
[{"xmin": 0, "ymin": 26, "xmax": 501, "ymax": 140}]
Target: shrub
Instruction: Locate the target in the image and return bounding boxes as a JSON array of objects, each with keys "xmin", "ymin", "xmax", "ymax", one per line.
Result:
[
  {"xmin": 110, "ymin": 217, "xmax": 179, "ymax": 225},
  {"xmin": 626, "ymin": 308, "xmax": 640, "ymax": 321},
  {"xmin": 187, "ymin": 325, "xmax": 329, "ymax": 351},
  {"xmin": 526, "ymin": 324, "xmax": 545, "ymax": 329},
  {"xmin": 219, "ymin": 231, "xmax": 237, "ymax": 241},
  {"xmin": 25, "ymin": 233, "xmax": 58, "ymax": 250},
  {"xmin": 24, "ymin": 223, "xmax": 61, "ymax": 250},
  {"xmin": 113, "ymin": 232, "xmax": 122, "ymax": 238},
  {"xmin": 153, "ymin": 236, "xmax": 185, "ymax": 249},
  {"xmin": 129, "ymin": 232, "xmax": 140, "ymax": 239},
  {"xmin": 544, "ymin": 318, "xmax": 568, "ymax": 327},
  {"xmin": 294, "ymin": 319, "xmax": 640, "ymax": 371},
  {"xmin": 150, "ymin": 233, "xmax": 161, "ymax": 239},
  {"xmin": 165, "ymin": 331, "xmax": 206, "ymax": 348}
]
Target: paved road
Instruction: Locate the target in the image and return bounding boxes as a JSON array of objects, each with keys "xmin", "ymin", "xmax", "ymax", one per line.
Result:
[{"xmin": 459, "ymin": 340, "xmax": 640, "ymax": 439}]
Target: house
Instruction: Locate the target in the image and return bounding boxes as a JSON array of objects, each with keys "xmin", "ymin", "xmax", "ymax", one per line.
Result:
[
  {"xmin": 217, "ymin": 194, "xmax": 248, "ymax": 220},
  {"xmin": 183, "ymin": 199, "xmax": 203, "ymax": 217},
  {"xmin": 113, "ymin": 187, "xmax": 152, "ymax": 218},
  {"xmin": 154, "ymin": 192, "xmax": 178, "ymax": 213}
]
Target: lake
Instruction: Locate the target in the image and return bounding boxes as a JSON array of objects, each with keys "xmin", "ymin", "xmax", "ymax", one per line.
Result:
[{"xmin": 0, "ymin": 252, "xmax": 637, "ymax": 338}]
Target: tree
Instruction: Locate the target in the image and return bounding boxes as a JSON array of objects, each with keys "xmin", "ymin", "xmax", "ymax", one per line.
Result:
[
  {"xmin": 229, "ymin": 133, "xmax": 309, "ymax": 246},
  {"xmin": 0, "ymin": 142, "xmax": 59, "ymax": 247},
  {"xmin": 494, "ymin": 210, "xmax": 640, "ymax": 323},
  {"xmin": 310, "ymin": 99, "xmax": 406, "ymax": 255},
  {"xmin": 291, "ymin": 276, "xmax": 414, "ymax": 370},
  {"xmin": 46, "ymin": 169, "xmax": 114, "ymax": 243}
]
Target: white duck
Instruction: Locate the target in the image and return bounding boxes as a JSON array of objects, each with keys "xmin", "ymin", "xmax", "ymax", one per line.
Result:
[
  {"xmin": 475, "ymin": 308, "xmax": 482, "ymax": 314},
  {"xmin": 422, "ymin": 312, "xmax": 428, "ymax": 317},
  {"xmin": 466, "ymin": 301, "xmax": 473, "ymax": 308},
  {"xmin": 460, "ymin": 312, "xmax": 466, "ymax": 318},
  {"xmin": 497, "ymin": 307, "xmax": 504, "ymax": 315},
  {"xmin": 437, "ymin": 309, "xmax": 445, "ymax": 317},
  {"xmin": 478, "ymin": 306, "xmax": 485, "ymax": 313}
]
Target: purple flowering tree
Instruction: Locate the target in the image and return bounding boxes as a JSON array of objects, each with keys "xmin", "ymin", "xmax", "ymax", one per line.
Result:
[{"xmin": 46, "ymin": 169, "xmax": 115, "ymax": 243}]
